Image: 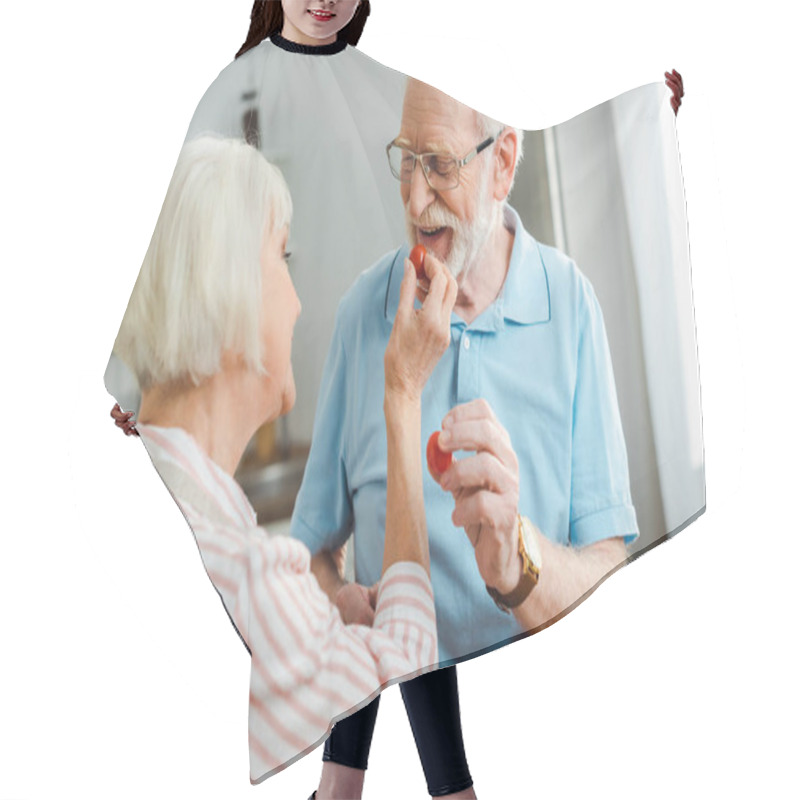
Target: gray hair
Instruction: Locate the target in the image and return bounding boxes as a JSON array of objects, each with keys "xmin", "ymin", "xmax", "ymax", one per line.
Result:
[
  {"xmin": 114, "ymin": 136, "xmax": 292, "ymax": 391},
  {"xmin": 475, "ymin": 110, "xmax": 524, "ymax": 191}
]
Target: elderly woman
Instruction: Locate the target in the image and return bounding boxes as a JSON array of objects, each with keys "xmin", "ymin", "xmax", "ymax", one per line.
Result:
[{"xmin": 112, "ymin": 136, "xmax": 457, "ymax": 784}]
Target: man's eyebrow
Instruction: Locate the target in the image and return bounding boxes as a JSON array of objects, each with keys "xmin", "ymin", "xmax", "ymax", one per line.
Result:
[{"xmin": 394, "ymin": 136, "xmax": 457, "ymax": 154}]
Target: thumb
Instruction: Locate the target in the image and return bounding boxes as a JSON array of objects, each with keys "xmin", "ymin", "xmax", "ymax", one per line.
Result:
[{"xmin": 367, "ymin": 581, "xmax": 380, "ymax": 609}]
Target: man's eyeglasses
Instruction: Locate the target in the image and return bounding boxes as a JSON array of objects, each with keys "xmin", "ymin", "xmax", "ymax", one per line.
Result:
[{"xmin": 385, "ymin": 135, "xmax": 497, "ymax": 191}]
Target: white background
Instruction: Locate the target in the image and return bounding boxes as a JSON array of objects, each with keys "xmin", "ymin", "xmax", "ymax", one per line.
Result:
[{"xmin": 1, "ymin": 1, "xmax": 797, "ymax": 798}]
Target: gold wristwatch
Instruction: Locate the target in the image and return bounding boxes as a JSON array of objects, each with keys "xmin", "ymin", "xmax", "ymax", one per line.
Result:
[{"xmin": 486, "ymin": 515, "xmax": 542, "ymax": 613}]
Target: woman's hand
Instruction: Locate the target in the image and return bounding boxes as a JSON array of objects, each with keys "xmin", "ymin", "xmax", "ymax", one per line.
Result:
[
  {"xmin": 665, "ymin": 69, "xmax": 684, "ymax": 115},
  {"xmin": 110, "ymin": 403, "xmax": 138, "ymax": 436},
  {"xmin": 384, "ymin": 250, "xmax": 457, "ymax": 402}
]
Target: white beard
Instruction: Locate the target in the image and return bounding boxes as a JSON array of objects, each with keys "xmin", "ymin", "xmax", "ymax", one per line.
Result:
[{"xmin": 405, "ymin": 165, "xmax": 501, "ymax": 281}]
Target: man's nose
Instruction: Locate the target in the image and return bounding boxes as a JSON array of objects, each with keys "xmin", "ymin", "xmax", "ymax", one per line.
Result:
[{"xmin": 407, "ymin": 160, "xmax": 436, "ymax": 220}]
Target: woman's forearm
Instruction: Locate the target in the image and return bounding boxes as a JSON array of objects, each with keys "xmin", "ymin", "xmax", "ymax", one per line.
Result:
[{"xmin": 382, "ymin": 390, "xmax": 430, "ymax": 575}]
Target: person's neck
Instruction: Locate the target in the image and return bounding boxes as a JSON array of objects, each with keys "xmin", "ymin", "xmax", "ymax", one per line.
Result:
[
  {"xmin": 453, "ymin": 218, "xmax": 515, "ymax": 326},
  {"xmin": 138, "ymin": 367, "xmax": 277, "ymax": 476}
]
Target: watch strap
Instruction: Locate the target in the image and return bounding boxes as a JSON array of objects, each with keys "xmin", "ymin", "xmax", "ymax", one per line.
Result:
[{"xmin": 486, "ymin": 515, "xmax": 541, "ymax": 613}]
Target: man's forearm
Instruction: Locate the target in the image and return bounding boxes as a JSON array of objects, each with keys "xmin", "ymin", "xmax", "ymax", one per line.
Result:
[
  {"xmin": 511, "ymin": 535, "xmax": 628, "ymax": 631},
  {"xmin": 310, "ymin": 549, "xmax": 348, "ymax": 603}
]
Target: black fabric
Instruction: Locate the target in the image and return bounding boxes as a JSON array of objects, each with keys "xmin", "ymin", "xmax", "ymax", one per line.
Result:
[
  {"xmin": 323, "ymin": 692, "xmax": 382, "ymax": 770},
  {"xmin": 323, "ymin": 667, "xmax": 473, "ymax": 796},
  {"xmin": 270, "ymin": 33, "xmax": 347, "ymax": 55}
]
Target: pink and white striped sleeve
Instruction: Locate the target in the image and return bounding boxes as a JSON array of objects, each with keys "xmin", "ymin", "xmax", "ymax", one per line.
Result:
[
  {"xmin": 359, "ymin": 562, "xmax": 438, "ymax": 680},
  {"xmin": 184, "ymin": 519, "xmax": 438, "ymax": 782}
]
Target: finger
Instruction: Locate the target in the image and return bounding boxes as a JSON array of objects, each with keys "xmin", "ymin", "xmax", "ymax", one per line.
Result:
[
  {"xmin": 396, "ymin": 259, "xmax": 419, "ymax": 324},
  {"xmin": 441, "ymin": 398, "xmax": 499, "ymax": 429},
  {"xmin": 419, "ymin": 277, "xmax": 449, "ymax": 337},
  {"xmin": 421, "ymin": 248, "xmax": 447, "ymax": 282},
  {"xmin": 451, "ymin": 488, "xmax": 481, "ymax": 546},
  {"xmin": 440, "ymin": 451, "xmax": 514, "ymax": 495},
  {"xmin": 421, "ymin": 267, "xmax": 447, "ymax": 312},
  {"xmin": 414, "ymin": 251, "xmax": 432, "ymax": 305},
  {"xmin": 439, "ymin": 417, "xmax": 516, "ymax": 466},
  {"xmin": 667, "ymin": 72, "xmax": 684, "ymax": 97},
  {"xmin": 416, "ymin": 249, "xmax": 449, "ymax": 306},
  {"xmin": 112, "ymin": 406, "xmax": 135, "ymax": 424},
  {"xmin": 452, "ymin": 489, "xmax": 514, "ymax": 533}
]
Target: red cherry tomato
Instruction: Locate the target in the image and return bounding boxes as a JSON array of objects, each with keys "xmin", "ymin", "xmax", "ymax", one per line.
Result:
[
  {"xmin": 409, "ymin": 244, "xmax": 427, "ymax": 280},
  {"xmin": 426, "ymin": 431, "xmax": 452, "ymax": 477}
]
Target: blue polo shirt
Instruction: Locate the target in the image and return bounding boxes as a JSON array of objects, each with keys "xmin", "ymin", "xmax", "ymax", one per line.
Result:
[{"xmin": 291, "ymin": 207, "xmax": 638, "ymax": 663}]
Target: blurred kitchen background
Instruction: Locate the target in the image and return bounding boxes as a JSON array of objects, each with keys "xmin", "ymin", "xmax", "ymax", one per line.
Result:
[
  {"xmin": 241, "ymin": 82, "xmax": 704, "ymax": 558},
  {"xmin": 106, "ymin": 82, "xmax": 703, "ymax": 561}
]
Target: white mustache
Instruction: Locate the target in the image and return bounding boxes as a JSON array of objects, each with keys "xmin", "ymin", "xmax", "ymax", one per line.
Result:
[{"xmin": 406, "ymin": 203, "xmax": 462, "ymax": 233}]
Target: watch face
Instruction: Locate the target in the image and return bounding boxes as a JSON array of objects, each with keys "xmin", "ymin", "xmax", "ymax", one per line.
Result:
[{"xmin": 520, "ymin": 516, "xmax": 543, "ymax": 572}]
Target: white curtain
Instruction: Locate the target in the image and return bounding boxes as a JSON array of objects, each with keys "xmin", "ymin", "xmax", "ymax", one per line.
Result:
[{"xmin": 552, "ymin": 83, "xmax": 705, "ymax": 551}]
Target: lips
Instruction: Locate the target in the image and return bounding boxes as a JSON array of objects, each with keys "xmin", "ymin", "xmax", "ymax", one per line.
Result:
[
  {"xmin": 415, "ymin": 226, "xmax": 451, "ymax": 265},
  {"xmin": 418, "ymin": 226, "xmax": 449, "ymax": 248},
  {"xmin": 308, "ymin": 9, "xmax": 335, "ymax": 21}
]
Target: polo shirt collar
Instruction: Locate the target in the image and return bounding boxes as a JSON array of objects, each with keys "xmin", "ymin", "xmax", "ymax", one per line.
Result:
[{"xmin": 384, "ymin": 205, "xmax": 551, "ymax": 330}]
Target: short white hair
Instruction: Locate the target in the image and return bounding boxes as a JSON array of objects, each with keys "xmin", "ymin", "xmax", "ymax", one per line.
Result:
[{"xmin": 115, "ymin": 136, "xmax": 292, "ymax": 391}]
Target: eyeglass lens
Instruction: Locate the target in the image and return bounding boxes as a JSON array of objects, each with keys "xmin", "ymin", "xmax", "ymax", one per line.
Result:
[{"xmin": 388, "ymin": 147, "xmax": 459, "ymax": 190}]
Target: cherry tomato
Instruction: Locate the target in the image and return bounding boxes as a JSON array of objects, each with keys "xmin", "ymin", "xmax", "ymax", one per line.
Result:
[
  {"xmin": 409, "ymin": 244, "xmax": 427, "ymax": 280},
  {"xmin": 426, "ymin": 431, "xmax": 452, "ymax": 478}
]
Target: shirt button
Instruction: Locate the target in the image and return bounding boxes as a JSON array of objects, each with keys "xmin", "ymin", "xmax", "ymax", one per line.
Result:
[{"xmin": 463, "ymin": 336, "xmax": 471, "ymax": 350}]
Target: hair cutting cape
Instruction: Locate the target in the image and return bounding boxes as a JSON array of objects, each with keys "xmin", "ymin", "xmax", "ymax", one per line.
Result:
[{"xmin": 106, "ymin": 35, "xmax": 703, "ymax": 782}]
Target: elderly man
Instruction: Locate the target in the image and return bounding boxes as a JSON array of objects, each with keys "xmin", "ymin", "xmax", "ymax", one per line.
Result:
[{"xmin": 293, "ymin": 79, "xmax": 638, "ymax": 800}]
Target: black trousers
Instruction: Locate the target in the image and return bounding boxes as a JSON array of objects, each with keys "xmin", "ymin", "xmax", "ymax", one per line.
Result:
[{"xmin": 323, "ymin": 666, "xmax": 473, "ymax": 797}]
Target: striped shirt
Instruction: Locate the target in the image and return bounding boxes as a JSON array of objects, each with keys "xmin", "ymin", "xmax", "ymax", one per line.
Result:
[{"xmin": 138, "ymin": 424, "xmax": 437, "ymax": 783}]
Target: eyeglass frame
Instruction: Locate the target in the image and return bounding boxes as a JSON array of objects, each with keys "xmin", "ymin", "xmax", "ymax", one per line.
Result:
[{"xmin": 385, "ymin": 134, "xmax": 498, "ymax": 191}]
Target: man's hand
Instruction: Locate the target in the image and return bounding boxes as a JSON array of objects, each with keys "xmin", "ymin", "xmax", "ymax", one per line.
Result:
[
  {"xmin": 436, "ymin": 399, "xmax": 522, "ymax": 594},
  {"xmin": 334, "ymin": 582, "xmax": 378, "ymax": 626},
  {"xmin": 665, "ymin": 69, "xmax": 684, "ymax": 116},
  {"xmin": 111, "ymin": 403, "xmax": 138, "ymax": 436}
]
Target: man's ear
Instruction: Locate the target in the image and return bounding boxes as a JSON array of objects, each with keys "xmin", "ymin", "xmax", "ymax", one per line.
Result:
[{"xmin": 493, "ymin": 127, "xmax": 518, "ymax": 202}]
